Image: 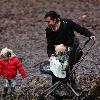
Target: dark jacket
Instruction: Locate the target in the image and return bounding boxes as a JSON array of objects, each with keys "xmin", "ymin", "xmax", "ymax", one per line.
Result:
[{"xmin": 45, "ymin": 19, "xmax": 93, "ymax": 57}]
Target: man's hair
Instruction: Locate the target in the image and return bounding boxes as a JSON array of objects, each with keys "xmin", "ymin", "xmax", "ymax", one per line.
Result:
[{"xmin": 44, "ymin": 11, "xmax": 60, "ymax": 20}]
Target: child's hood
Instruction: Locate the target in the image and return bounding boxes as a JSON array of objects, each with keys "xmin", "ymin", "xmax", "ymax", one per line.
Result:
[{"xmin": 0, "ymin": 47, "xmax": 16, "ymax": 57}]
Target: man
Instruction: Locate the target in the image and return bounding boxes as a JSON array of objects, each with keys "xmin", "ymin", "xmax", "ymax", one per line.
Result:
[{"xmin": 44, "ymin": 11, "xmax": 96, "ymax": 66}]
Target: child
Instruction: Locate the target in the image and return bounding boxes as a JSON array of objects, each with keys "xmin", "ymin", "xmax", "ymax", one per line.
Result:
[{"xmin": 0, "ymin": 47, "xmax": 26, "ymax": 97}]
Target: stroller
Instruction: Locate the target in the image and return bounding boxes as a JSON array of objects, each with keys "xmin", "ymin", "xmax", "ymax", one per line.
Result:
[{"xmin": 37, "ymin": 39, "xmax": 95, "ymax": 100}]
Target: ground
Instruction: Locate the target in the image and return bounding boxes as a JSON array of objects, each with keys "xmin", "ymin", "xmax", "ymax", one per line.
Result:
[{"xmin": 0, "ymin": 0, "xmax": 100, "ymax": 100}]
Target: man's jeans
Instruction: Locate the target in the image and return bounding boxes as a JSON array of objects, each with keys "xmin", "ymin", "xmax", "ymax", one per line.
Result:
[{"xmin": 4, "ymin": 77, "xmax": 16, "ymax": 88}]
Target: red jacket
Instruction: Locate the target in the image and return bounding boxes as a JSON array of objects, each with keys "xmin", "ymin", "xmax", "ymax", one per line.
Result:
[{"xmin": 0, "ymin": 56, "xmax": 26, "ymax": 79}]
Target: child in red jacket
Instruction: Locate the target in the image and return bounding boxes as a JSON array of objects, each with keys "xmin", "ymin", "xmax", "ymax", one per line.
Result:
[{"xmin": 0, "ymin": 47, "xmax": 26, "ymax": 97}]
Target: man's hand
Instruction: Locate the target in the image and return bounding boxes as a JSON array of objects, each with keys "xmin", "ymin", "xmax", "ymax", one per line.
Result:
[{"xmin": 90, "ymin": 36, "xmax": 96, "ymax": 41}]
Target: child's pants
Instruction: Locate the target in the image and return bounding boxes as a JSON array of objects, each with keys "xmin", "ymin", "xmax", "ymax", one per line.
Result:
[
  {"xmin": 4, "ymin": 78, "xmax": 16, "ymax": 88},
  {"xmin": 3, "ymin": 78, "xmax": 16, "ymax": 96}
]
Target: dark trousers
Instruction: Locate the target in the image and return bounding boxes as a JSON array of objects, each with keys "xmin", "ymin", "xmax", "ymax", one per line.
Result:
[
  {"xmin": 52, "ymin": 71, "xmax": 75, "ymax": 86},
  {"xmin": 69, "ymin": 38, "xmax": 83, "ymax": 67},
  {"xmin": 52, "ymin": 75, "xmax": 60, "ymax": 85}
]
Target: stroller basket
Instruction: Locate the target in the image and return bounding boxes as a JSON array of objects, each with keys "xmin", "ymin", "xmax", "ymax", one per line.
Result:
[{"xmin": 40, "ymin": 61, "xmax": 53, "ymax": 75}]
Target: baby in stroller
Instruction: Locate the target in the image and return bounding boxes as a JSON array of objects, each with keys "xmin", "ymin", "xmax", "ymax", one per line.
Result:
[
  {"xmin": 49, "ymin": 44, "xmax": 70, "ymax": 79},
  {"xmin": 40, "ymin": 44, "xmax": 71, "ymax": 84}
]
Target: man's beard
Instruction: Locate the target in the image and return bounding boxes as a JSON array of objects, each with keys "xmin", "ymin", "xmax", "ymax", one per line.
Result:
[
  {"xmin": 48, "ymin": 24, "xmax": 55, "ymax": 31},
  {"xmin": 48, "ymin": 21, "xmax": 61, "ymax": 31}
]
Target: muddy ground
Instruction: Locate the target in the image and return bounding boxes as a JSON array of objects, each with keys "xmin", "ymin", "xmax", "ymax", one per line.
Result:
[{"xmin": 0, "ymin": 0, "xmax": 100, "ymax": 100}]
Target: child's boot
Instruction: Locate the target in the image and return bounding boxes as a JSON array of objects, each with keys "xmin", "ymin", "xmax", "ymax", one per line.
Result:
[
  {"xmin": 3, "ymin": 87, "xmax": 8, "ymax": 97},
  {"xmin": 10, "ymin": 87, "xmax": 16, "ymax": 98}
]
